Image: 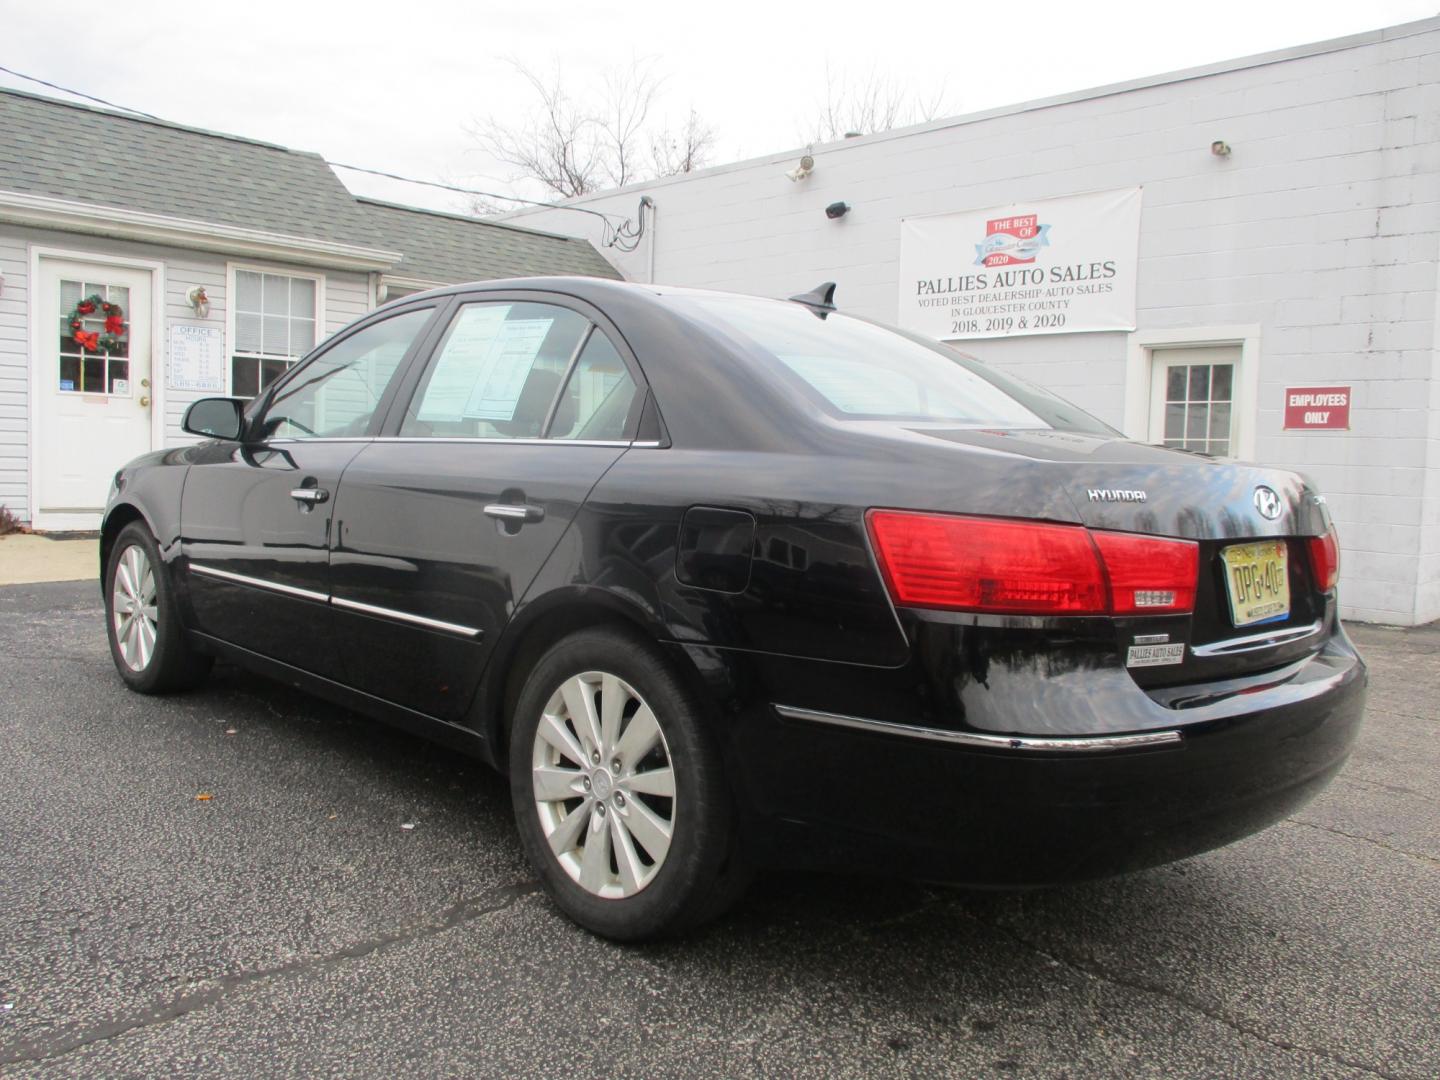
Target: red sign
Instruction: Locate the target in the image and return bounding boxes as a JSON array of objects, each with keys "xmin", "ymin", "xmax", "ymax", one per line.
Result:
[
  {"xmin": 980, "ymin": 213, "xmax": 1043, "ymax": 267},
  {"xmin": 1284, "ymin": 386, "xmax": 1351, "ymax": 430}
]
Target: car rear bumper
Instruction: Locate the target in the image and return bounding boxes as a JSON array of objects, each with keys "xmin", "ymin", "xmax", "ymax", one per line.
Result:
[{"xmin": 682, "ymin": 629, "xmax": 1367, "ymax": 886}]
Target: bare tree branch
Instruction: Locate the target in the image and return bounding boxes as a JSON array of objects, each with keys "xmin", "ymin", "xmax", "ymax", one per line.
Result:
[
  {"xmin": 650, "ymin": 108, "xmax": 717, "ymax": 177},
  {"xmin": 806, "ymin": 63, "xmax": 952, "ymax": 143},
  {"xmin": 469, "ymin": 57, "xmax": 717, "ymax": 200}
]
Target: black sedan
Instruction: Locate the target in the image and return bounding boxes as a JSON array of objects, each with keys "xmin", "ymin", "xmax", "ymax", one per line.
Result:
[{"xmin": 100, "ymin": 277, "xmax": 1366, "ymax": 940}]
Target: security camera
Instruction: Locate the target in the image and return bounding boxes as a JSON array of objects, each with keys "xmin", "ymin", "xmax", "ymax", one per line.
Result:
[
  {"xmin": 785, "ymin": 154, "xmax": 815, "ymax": 182},
  {"xmin": 825, "ymin": 201, "xmax": 850, "ymax": 220}
]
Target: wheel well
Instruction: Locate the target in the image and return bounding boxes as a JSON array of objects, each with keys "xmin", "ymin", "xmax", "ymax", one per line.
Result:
[
  {"xmin": 99, "ymin": 504, "xmax": 146, "ymax": 579},
  {"xmin": 486, "ymin": 600, "xmax": 684, "ymax": 763}
]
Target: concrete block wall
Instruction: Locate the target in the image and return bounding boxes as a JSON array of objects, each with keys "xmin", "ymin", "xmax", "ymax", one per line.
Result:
[{"xmin": 506, "ymin": 19, "xmax": 1440, "ymax": 624}]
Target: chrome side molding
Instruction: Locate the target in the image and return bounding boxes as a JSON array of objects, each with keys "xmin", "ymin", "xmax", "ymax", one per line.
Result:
[
  {"xmin": 331, "ymin": 596, "xmax": 482, "ymax": 638},
  {"xmin": 189, "ymin": 562, "xmax": 330, "ymax": 604},
  {"xmin": 188, "ymin": 562, "xmax": 482, "ymax": 639},
  {"xmin": 774, "ymin": 705, "xmax": 1183, "ymax": 753},
  {"xmin": 1190, "ymin": 620, "xmax": 1322, "ymax": 658}
]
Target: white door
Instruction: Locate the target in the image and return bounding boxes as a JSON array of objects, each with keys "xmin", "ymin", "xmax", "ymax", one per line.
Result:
[
  {"xmin": 1147, "ymin": 344, "xmax": 1241, "ymax": 458},
  {"xmin": 33, "ymin": 257, "xmax": 154, "ymax": 530}
]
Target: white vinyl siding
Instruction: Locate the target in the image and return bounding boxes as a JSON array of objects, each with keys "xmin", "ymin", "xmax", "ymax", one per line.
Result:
[{"xmin": 0, "ymin": 224, "xmax": 382, "ymax": 526}]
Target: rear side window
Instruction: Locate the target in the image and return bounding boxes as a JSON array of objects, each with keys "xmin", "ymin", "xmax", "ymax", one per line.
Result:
[
  {"xmin": 549, "ymin": 331, "xmax": 639, "ymax": 441},
  {"xmin": 400, "ymin": 302, "xmax": 590, "ymax": 438},
  {"xmin": 682, "ymin": 296, "xmax": 1108, "ymax": 432}
]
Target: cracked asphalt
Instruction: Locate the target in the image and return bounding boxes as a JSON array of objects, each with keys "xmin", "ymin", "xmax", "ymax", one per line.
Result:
[{"xmin": 1, "ymin": 580, "xmax": 1436, "ymax": 1079}]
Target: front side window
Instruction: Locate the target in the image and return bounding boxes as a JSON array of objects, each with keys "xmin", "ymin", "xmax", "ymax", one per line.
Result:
[
  {"xmin": 260, "ymin": 308, "xmax": 433, "ymax": 439},
  {"xmin": 232, "ymin": 269, "xmax": 320, "ymax": 399},
  {"xmin": 400, "ymin": 302, "xmax": 592, "ymax": 439}
]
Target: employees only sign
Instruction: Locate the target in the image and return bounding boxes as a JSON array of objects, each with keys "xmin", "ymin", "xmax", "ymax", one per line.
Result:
[{"xmin": 898, "ymin": 187, "xmax": 1142, "ymax": 340}]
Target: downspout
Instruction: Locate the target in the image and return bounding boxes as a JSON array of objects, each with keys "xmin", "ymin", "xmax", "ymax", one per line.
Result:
[{"xmin": 642, "ymin": 196, "xmax": 657, "ymax": 284}]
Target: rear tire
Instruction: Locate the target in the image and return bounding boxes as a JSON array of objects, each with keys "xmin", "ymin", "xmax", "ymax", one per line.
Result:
[
  {"xmin": 104, "ymin": 521, "xmax": 212, "ymax": 693},
  {"xmin": 509, "ymin": 626, "xmax": 747, "ymax": 940}
]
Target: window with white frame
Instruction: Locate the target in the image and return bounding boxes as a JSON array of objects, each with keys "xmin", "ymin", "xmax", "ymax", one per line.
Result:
[
  {"xmin": 231, "ymin": 268, "xmax": 320, "ymax": 398},
  {"xmin": 1147, "ymin": 344, "xmax": 1241, "ymax": 457}
]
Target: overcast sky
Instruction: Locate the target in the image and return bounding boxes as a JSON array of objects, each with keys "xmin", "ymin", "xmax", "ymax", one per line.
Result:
[{"xmin": 2, "ymin": 0, "xmax": 1435, "ymax": 215}]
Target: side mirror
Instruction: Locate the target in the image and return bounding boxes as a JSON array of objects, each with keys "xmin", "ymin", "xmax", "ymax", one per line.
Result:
[{"xmin": 182, "ymin": 397, "xmax": 245, "ymax": 440}]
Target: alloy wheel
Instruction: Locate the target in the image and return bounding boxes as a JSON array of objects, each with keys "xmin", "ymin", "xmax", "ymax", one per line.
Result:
[
  {"xmin": 531, "ymin": 670, "xmax": 677, "ymax": 899},
  {"xmin": 111, "ymin": 544, "xmax": 158, "ymax": 672}
]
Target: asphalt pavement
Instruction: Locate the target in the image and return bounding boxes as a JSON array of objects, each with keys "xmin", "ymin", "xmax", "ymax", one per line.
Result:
[{"xmin": 1, "ymin": 580, "xmax": 1436, "ymax": 1079}]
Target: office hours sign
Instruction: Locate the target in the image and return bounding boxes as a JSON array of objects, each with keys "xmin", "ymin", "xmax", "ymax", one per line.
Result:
[{"xmin": 898, "ymin": 187, "xmax": 1142, "ymax": 340}]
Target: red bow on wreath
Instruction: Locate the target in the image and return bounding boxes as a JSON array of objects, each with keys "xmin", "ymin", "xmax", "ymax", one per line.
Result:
[
  {"xmin": 77, "ymin": 301, "xmax": 96, "ymax": 315},
  {"xmin": 74, "ymin": 330, "xmax": 100, "ymax": 351},
  {"xmin": 104, "ymin": 314, "xmax": 125, "ymax": 334}
]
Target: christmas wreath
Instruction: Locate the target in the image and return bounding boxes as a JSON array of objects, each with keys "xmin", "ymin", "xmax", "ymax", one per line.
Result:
[{"xmin": 67, "ymin": 294, "xmax": 127, "ymax": 353}]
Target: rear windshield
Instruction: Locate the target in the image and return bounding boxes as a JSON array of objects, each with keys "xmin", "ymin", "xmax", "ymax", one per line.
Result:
[{"xmin": 681, "ymin": 295, "xmax": 1114, "ymax": 434}]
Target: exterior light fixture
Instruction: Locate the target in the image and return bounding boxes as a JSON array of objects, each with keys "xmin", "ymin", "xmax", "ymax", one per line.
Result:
[
  {"xmin": 785, "ymin": 154, "xmax": 815, "ymax": 182},
  {"xmin": 825, "ymin": 201, "xmax": 850, "ymax": 220},
  {"xmin": 186, "ymin": 285, "xmax": 210, "ymax": 318},
  {"xmin": 1211, "ymin": 140, "xmax": 1232, "ymax": 157}
]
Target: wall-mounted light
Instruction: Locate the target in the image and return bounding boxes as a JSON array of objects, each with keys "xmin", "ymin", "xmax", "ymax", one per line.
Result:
[
  {"xmin": 1211, "ymin": 140, "xmax": 1232, "ymax": 157},
  {"xmin": 825, "ymin": 201, "xmax": 850, "ymax": 220},
  {"xmin": 785, "ymin": 154, "xmax": 815, "ymax": 182},
  {"xmin": 186, "ymin": 285, "xmax": 210, "ymax": 319}
]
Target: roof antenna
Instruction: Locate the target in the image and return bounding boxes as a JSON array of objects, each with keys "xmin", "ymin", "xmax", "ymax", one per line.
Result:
[{"xmin": 787, "ymin": 281, "xmax": 837, "ymax": 317}]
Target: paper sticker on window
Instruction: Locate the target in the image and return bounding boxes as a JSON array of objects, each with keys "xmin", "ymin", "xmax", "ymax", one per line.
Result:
[
  {"xmin": 416, "ymin": 306, "xmax": 510, "ymax": 422},
  {"xmin": 112, "ymin": 379, "xmax": 130, "ymax": 396},
  {"xmin": 60, "ymin": 378, "xmax": 75, "ymax": 392},
  {"xmin": 463, "ymin": 319, "xmax": 553, "ymax": 420}
]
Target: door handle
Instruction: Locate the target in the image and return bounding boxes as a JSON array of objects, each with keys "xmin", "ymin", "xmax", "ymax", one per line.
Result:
[
  {"xmin": 484, "ymin": 503, "xmax": 544, "ymax": 524},
  {"xmin": 290, "ymin": 487, "xmax": 330, "ymax": 504}
]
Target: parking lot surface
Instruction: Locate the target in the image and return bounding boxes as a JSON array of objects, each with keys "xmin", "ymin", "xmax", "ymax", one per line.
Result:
[{"xmin": 1, "ymin": 580, "xmax": 1436, "ymax": 1079}]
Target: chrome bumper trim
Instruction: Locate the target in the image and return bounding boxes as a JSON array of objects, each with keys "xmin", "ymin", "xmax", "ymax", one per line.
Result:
[
  {"xmin": 189, "ymin": 562, "xmax": 329, "ymax": 604},
  {"xmin": 331, "ymin": 596, "xmax": 482, "ymax": 639},
  {"xmin": 1190, "ymin": 620, "xmax": 1323, "ymax": 657},
  {"xmin": 774, "ymin": 705, "xmax": 1183, "ymax": 753}
]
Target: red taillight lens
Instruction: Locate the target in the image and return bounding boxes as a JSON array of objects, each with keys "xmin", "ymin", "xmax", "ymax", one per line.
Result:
[
  {"xmin": 1090, "ymin": 530, "xmax": 1198, "ymax": 615},
  {"xmin": 1307, "ymin": 529, "xmax": 1340, "ymax": 591},
  {"xmin": 865, "ymin": 510, "xmax": 1198, "ymax": 617}
]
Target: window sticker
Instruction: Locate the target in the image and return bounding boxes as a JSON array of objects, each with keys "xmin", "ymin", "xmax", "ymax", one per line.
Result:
[
  {"xmin": 462, "ymin": 319, "xmax": 553, "ymax": 420},
  {"xmin": 112, "ymin": 378, "xmax": 130, "ymax": 397},
  {"xmin": 416, "ymin": 306, "xmax": 510, "ymax": 422},
  {"xmin": 59, "ymin": 378, "xmax": 75, "ymax": 392}
]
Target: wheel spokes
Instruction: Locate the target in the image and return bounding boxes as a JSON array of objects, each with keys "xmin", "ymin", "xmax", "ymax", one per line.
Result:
[
  {"xmin": 533, "ymin": 764, "xmax": 587, "ymax": 802},
  {"xmin": 614, "ymin": 703, "xmax": 661, "ymax": 766},
  {"xmin": 620, "ymin": 795, "xmax": 673, "ymax": 864},
  {"xmin": 622, "ymin": 766, "xmax": 675, "ymax": 798},
  {"xmin": 609, "ymin": 811, "xmax": 646, "ymax": 894},
  {"xmin": 578, "ymin": 809, "xmax": 613, "ymax": 893},
  {"xmin": 547, "ymin": 801, "xmax": 591, "ymax": 857},
  {"xmin": 537, "ymin": 710, "xmax": 586, "ymax": 768},
  {"xmin": 561, "ymin": 676, "xmax": 604, "ymax": 759}
]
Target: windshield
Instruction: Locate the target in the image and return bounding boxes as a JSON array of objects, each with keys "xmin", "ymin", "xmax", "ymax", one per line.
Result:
[{"xmin": 680, "ymin": 295, "xmax": 1115, "ymax": 434}]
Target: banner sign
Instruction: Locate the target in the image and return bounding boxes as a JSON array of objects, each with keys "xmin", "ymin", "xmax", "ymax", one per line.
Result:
[
  {"xmin": 898, "ymin": 187, "xmax": 1142, "ymax": 340},
  {"xmin": 1284, "ymin": 386, "xmax": 1351, "ymax": 430}
]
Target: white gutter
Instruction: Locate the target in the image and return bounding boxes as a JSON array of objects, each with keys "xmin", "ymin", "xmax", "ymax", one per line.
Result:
[{"xmin": 0, "ymin": 190, "xmax": 401, "ymax": 272}]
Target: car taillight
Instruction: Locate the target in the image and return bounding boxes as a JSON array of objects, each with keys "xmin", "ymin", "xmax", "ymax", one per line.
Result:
[
  {"xmin": 1090, "ymin": 530, "xmax": 1198, "ymax": 615},
  {"xmin": 1307, "ymin": 529, "xmax": 1340, "ymax": 591},
  {"xmin": 865, "ymin": 510, "xmax": 1198, "ymax": 617}
]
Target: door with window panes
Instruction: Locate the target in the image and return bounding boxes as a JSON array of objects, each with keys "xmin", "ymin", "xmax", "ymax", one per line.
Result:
[
  {"xmin": 34, "ymin": 257, "xmax": 153, "ymax": 529},
  {"xmin": 1148, "ymin": 345, "xmax": 1239, "ymax": 457},
  {"xmin": 328, "ymin": 298, "xmax": 645, "ymax": 720}
]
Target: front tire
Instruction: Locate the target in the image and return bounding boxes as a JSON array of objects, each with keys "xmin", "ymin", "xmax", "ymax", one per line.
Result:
[
  {"xmin": 509, "ymin": 627, "xmax": 745, "ymax": 940},
  {"xmin": 104, "ymin": 521, "xmax": 212, "ymax": 693}
]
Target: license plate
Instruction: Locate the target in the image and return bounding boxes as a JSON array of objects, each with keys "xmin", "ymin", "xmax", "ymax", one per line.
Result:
[{"xmin": 1221, "ymin": 541, "xmax": 1290, "ymax": 627}]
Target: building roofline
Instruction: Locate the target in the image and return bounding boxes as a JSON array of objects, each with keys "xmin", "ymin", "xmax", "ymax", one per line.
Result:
[
  {"xmin": 501, "ymin": 14, "xmax": 1440, "ymax": 220},
  {"xmin": 355, "ymin": 195, "xmax": 611, "ymax": 245},
  {"xmin": 0, "ymin": 84, "xmax": 319, "ymax": 159}
]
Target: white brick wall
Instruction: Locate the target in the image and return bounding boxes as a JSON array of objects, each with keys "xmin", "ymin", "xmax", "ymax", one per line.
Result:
[
  {"xmin": 506, "ymin": 19, "xmax": 1440, "ymax": 624},
  {"xmin": 0, "ymin": 224, "xmax": 371, "ymax": 527}
]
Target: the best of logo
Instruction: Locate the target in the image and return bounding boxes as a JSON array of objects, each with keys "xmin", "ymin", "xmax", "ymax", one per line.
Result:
[{"xmin": 974, "ymin": 214, "xmax": 1052, "ymax": 267}]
